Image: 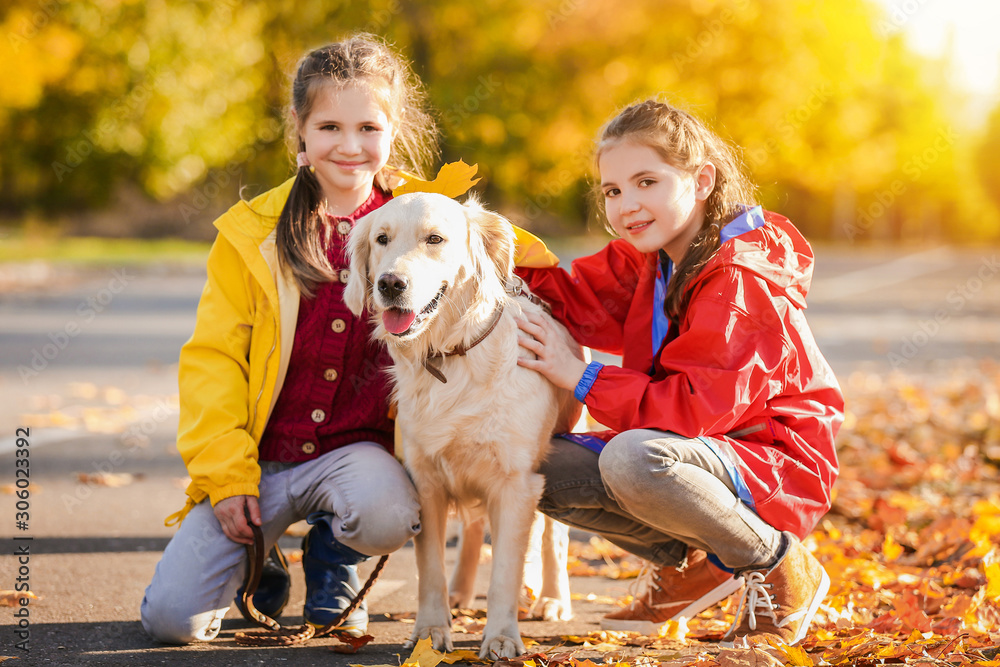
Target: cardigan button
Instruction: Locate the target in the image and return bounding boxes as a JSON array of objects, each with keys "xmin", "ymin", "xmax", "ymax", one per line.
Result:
[
  {"xmin": 331, "ymin": 318, "xmax": 346, "ymax": 333},
  {"xmin": 337, "ymin": 221, "xmax": 352, "ymax": 236},
  {"xmin": 339, "ymin": 269, "xmax": 350, "ymax": 283},
  {"xmin": 301, "ymin": 441, "xmax": 316, "ymax": 454},
  {"xmin": 324, "ymin": 368, "xmax": 339, "ymax": 382},
  {"xmin": 311, "ymin": 409, "xmax": 325, "ymax": 423}
]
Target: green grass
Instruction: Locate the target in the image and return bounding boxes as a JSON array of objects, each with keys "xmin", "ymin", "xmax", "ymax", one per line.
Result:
[
  {"xmin": 0, "ymin": 233, "xmax": 211, "ymax": 266},
  {"xmin": 0, "ymin": 229, "xmax": 612, "ymax": 267}
]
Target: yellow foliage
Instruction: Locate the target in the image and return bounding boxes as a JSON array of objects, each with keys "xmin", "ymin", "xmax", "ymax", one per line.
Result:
[
  {"xmin": 882, "ymin": 533, "xmax": 904, "ymax": 562},
  {"xmin": 1, "ymin": 0, "xmax": 996, "ymax": 243},
  {"xmin": 774, "ymin": 643, "xmax": 814, "ymax": 666},
  {"xmin": 399, "ymin": 637, "xmax": 490, "ymax": 667},
  {"xmin": 402, "ymin": 637, "xmax": 446, "ymax": 667},
  {"xmin": 0, "ymin": 13, "xmax": 84, "ymax": 109},
  {"xmin": 0, "ymin": 590, "xmax": 40, "ymax": 606},
  {"xmin": 440, "ymin": 649, "xmax": 486, "ymax": 664},
  {"xmin": 657, "ymin": 617, "xmax": 688, "ymax": 642},
  {"xmin": 985, "ymin": 562, "xmax": 1000, "ymax": 602}
]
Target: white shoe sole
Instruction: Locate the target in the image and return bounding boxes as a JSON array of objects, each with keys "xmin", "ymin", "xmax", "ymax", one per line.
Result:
[{"xmin": 601, "ymin": 575, "xmax": 745, "ymax": 634}]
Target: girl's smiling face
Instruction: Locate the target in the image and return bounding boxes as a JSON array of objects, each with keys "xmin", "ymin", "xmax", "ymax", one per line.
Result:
[
  {"xmin": 298, "ymin": 83, "xmax": 396, "ymax": 214},
  {"xmin": 599, "ymin": 140, "xmax": 715, "ymax": 262}
]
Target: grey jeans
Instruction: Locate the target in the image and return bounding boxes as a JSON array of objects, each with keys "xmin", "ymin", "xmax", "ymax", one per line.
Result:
[
  {"xmin": 539, "ymin": 429, "xmax": 781, "ymax": 571},
  {"xmin": 141, "ymin": 441, "xmax": 420, "ymax": 644}
]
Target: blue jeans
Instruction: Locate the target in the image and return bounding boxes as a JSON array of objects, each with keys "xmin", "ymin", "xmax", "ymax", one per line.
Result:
[
  {"xmin": 141, "ymin": 441, "xmax": 420, "ymax": 644},
  {"xmin": 538, "ymin": 430, "xmax": 781, "ymax": 571}
]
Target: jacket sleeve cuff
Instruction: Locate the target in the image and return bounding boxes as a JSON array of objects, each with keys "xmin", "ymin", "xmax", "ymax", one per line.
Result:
[
  {"xmin": 574, "ymin": 361, "xmax": 604, "ymax": 402},
  {"xmin": 209, "ymin": 483, "xmax": 260, "ymax": 506}
]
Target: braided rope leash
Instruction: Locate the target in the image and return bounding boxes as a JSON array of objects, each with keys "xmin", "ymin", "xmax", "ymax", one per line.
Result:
[{"xmin": 234, "ymin": 509, "xmax": 389, "ymax": 647}]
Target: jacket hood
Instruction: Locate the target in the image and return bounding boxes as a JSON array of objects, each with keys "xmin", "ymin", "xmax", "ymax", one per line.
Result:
[
  {"xmin": 215, "ymin": 176, "xmax": 296, "ymax": 239},
  {"xmin": 700, "ymin": 211, "xmax": 814, "ymax": 309}
]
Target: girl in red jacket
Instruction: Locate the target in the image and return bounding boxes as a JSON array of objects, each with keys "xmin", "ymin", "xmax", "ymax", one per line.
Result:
[{"xmin": 516, "ymin": 99, "xmax": 843, "ymax": 646}]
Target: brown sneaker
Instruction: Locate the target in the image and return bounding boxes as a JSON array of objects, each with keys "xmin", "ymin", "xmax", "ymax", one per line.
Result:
[
  {"xmin": 723, "ymin": 533, "xmax": 830, "ymax": 646},
  {"xmin": 601, "ymin": 548, "xmax": 744, "ymax": 634}
]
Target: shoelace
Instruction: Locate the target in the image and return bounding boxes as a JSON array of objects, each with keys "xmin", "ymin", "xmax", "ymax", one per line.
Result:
[
  {"xmin": 727, "ymin": 571, "xmax": 777, "ymax": 634},
  {"xmin": 624, "ymin": 561, "xmax": 664, "ymax": 609}
]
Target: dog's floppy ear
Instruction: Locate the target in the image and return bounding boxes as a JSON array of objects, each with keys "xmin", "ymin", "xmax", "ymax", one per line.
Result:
[
  {"xmin": 344, "ymin": 210, "xmax": 375, "ymax": 317},
  {"xmin": 464, "ymin": 195, "xmax": 516, "ymax": 286}
]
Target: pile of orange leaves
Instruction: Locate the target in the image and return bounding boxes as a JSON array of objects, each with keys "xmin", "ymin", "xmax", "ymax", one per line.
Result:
[{"xmin": 551, "ymin": 365, "xmax": 999, "ymax": 665}]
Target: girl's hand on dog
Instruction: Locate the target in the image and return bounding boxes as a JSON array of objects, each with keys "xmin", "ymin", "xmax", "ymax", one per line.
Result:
[
  {"xmin": 516, "ymin": 312, "xmax": 588, "ymax": 391},
  {"xmin": 214, "ymin": 495, "xmax": 261, "ymax": 545}
]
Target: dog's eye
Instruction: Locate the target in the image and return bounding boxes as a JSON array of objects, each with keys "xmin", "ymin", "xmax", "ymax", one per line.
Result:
[
  {"xmin": 375, "ymin": 233, "xmax": 389, "ymax": 245},
  {"xmin": 427, "ymin": 234, "xmax": 443, "ymax": 245}
]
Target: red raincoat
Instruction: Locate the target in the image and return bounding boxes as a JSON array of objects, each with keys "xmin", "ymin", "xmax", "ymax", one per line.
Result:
[{"xmin": 517, "ymin": 211, "xmax": 843, "ymax": 539}]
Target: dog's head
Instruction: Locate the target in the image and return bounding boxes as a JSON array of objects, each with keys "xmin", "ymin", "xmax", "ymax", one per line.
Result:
[{"xmin": 344, "ymin": 192, "xmax": 516, "ymax": 340}]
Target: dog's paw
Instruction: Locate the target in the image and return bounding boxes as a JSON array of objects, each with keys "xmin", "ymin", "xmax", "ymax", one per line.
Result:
[
  {"xmin": 479, "ymin": 634, "xmax": 525, "ymax": 660},
  {"xmin": 405, "ymin": 626, "xmax": 454, "ymax": 653},
  {"xmin": 538, "ymin": 596, "xmax": 573, "ymax": 622}
]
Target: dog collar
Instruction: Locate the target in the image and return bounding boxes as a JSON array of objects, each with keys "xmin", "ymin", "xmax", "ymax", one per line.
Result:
[{"xmin": 423, "ymin": 302, "xmax": 505, "ymax": 384}]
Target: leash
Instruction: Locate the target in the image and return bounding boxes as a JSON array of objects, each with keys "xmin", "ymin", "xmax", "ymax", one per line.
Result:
[
  {"xmin": 234, "ymin": 507, "xmax": 388, "ymax": 647},
  {"xmin": 507, "ymin": 275, "xmax": 553, "ymax": 315}
]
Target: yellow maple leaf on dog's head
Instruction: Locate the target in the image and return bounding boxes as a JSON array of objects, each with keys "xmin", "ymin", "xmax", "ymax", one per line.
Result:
[
  {"xmin": 392, "ymin": 160, "xmax": 481, "ymax": 198},
  {"xmin": 392, "ymin": 160, "xmax": 559, "ymax": 268}
]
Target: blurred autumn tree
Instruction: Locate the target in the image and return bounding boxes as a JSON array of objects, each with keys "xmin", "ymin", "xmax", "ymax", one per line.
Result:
[
  {"xmin": 1, "ymin": 0, "xmax": 998, "ymax": 241},
  {"xmin": 977, "ymin": 101, "xmax": 1000, "ymax": 217}
]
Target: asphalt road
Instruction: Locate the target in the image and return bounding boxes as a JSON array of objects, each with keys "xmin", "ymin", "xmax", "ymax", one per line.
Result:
[{"xmin": 0, "ymin": 242, "xmax": 998, "ymax": 665}]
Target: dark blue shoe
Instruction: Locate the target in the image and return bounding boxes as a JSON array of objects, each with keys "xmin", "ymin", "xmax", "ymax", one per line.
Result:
[
  {"xmin": 235, "ymin": 544, "xmax": 291, "ymax": 622},
  {"xmin": 302, "ymin": 513, "xmax": 369, "ymax": 637}
]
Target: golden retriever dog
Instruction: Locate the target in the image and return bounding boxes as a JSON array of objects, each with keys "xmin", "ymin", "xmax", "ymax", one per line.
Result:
[
  {"xmin": 344, "ymin": 192, "xmax": 581, "ymax": 659},
  {"xmin": 448, "ymin": 512, "xmax": 573, "ymax": 623}
]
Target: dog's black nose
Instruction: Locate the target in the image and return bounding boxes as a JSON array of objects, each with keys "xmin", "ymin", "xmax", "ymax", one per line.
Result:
[{"xmin": 377, "ymin": 273, "xmax": 408, "ymax": 300}]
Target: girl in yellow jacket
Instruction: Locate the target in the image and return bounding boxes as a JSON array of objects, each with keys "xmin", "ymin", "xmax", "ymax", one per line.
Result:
[{"xmin": 141, "ymin": 35, "xmax": 438, "ymax": 643}]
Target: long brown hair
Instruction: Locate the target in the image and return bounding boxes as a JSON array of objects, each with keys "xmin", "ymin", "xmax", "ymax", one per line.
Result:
[
  {"xmin": 596, "ymin": 99, "xmax": 757, "ymax": 321},
  {"xmin": 277, "ymin": 34, "xmax": 438, "ymax": 295}
]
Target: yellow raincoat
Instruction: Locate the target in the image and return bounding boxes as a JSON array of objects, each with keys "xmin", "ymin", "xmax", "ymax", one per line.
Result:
[{"xmin": 166, "ymin": 177, "xmax": 301, "ymax": 526}]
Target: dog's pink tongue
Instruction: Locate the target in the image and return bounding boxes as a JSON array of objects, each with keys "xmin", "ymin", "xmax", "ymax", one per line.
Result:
[{"xmin": 383, "ymin": 309, "xmax": 416, "ymax": 334}]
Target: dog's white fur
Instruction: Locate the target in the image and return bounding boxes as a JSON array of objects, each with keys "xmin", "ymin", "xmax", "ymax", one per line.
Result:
[
  {"xmin": 448, "ymin": 512, "xmax": 573, "ymax": 623},
  {"xmin": 345, "ymin": 193, "xmax": 580, "ymax": 659}
]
